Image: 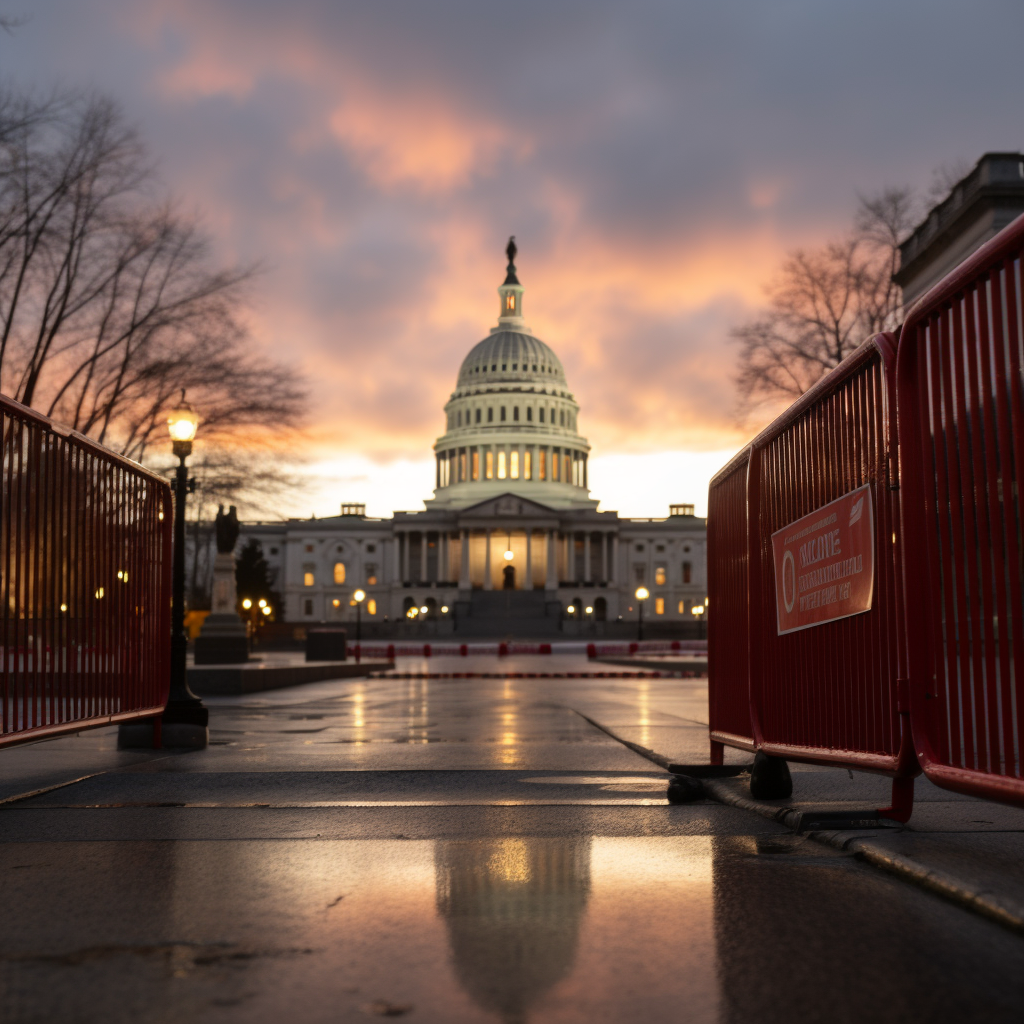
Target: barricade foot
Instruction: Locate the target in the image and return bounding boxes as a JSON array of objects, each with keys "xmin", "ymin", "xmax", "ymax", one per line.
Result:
[
  {"xmin": 793, "ymin": 808, "xmax": 903, "ymax": 832},
  {"xmin": 749, "ymin": 752, "xmax": 792, "ymax": 799},
  {"xmin": 878, "ymin": 776, "xmax": 915, "ymax": 823},
  {"xmin": 160, "ymin": 701, "xmax": 209, "ymax": 750},
  {"xmin": 667, "ymin": 775, "xmax": 704, "ymax": 803}
]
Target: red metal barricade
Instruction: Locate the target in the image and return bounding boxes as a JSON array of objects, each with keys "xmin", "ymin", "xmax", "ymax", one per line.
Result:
[
  {"xmin": 707, "ymin": 447, "xmax": 755, "ymax": 756},
  {"xmin": 1, "ymin": 393, "xmax": 171, "ymax": 746},
  {"xmin": 898, "ymin": 213, "xmax": 1024, "ymax": 808},
  {"xmin": 747, "ymin": 334, "xmax": 913, "ymax": 787}
]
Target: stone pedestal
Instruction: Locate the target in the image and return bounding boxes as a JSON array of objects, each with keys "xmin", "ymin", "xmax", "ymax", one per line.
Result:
[{"xmin": 194, "ymin": 552, "xmax": 249, "ymax": 664}]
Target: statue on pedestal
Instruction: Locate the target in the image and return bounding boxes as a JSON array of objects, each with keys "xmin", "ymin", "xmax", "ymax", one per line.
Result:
[{"xmin": 194, "ymin": 504, "xmax": 250, "ymax": 665}]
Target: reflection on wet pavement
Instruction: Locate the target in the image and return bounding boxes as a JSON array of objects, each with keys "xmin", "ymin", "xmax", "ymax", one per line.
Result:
[{"xmin": 2, "ymin": 658, "xmax": 1024, "ymax": 1022}]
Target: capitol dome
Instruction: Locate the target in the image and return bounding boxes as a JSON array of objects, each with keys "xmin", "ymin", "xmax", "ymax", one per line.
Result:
[{"xmin": 429, "ymin": 239, "xmax": 596, "ymax": 511}]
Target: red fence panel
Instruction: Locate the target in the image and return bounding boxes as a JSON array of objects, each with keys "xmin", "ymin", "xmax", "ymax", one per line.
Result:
[
  {"xmin": 898, "ymin": 213, "xmax": 1024, "ymax": 807},
  {"xmin": 0, "ymin": 393, "xmax": 171, "ymax": 746},
  {"xmin": 707, "ymin": 447, "xmax": 755, "ymax": 752},
  {"xmin": 746, "ymin": 333, "xmax": 914, "ymax": 778}
]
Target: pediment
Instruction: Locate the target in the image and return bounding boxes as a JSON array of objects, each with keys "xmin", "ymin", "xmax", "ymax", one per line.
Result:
[{"xmin": 458, "ymin": 492, "xmax": 556, "ymax": 519}]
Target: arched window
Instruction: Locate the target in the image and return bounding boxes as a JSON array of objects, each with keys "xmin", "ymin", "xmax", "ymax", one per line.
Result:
[
  {"xmin": 333, "ymin": 562, "xmax": 346, "ymax": 585},
  {"xmin": 682, "ymin": 562, "xmax": 692, "ymax": 583},
  {"xmin": 594, "ymin": 597, "xmax": 607, "ymax": 621},
  {"xmin": 487, "ymin": 408, "xmax": 494, "ymax": 423}
]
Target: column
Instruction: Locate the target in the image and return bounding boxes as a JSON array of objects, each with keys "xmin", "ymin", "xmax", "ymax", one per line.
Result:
[
  {"xmin": 483, "ymin": 528, "xmax": 493, "ymax": 589},
  {"xmin": 419, "ymin": 531, "xmax": 427, "ymax": 583},
  {"xmin": 459, "ymin": 529, "xmax": 471, "ymax": 589},
  {"xmin": 441, "ymin": 532, "xmax": 449, "ymax": 582},
  {"xmin": 546, "ymin": 529, "xmax": 558, "ymax": 589},
  {"xmin": 399, "ymin": 532, "xmax": 407, "ymax": 582},
  {"xmin": 525, "ymin": 530, "xmax": 532, "ymax": 590},
  {"xmin": 584, "ymin": 533, "xmax": 591, "ymax": 582},
  {"xmin": 610, "ymin": 535, "xmax": 618, "ymax": 584}
]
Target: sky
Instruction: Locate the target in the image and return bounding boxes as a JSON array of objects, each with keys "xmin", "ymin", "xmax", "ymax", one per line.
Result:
[{"xmin": 2, "ymin": 1, "xmax": 1022, "ymax": 518}]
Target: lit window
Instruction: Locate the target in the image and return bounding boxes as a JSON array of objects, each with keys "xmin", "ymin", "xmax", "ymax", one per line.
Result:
[
  {"xmin": 683, "ymin": 562, "xmax": 692, "ymax": 584},
  {"xmin": 486, "ymin": 450, "xmax": 494, "ymax": 479},
  {"xmin": 524, "ymin": 450, "xmax": 532, "ymax": 479},
  {"xmin": 472, "ymin": 450, "xmax": 480, "ymax": 480},
  {"xmin": 655, "ymin": 566, "xmax": 666, "ymax": 585},
  {"xmin": 510, "ymin": 451, "xmax": 519, "ymax": 478},
  {"xmin": 506, "ymin": 294, "xmax": 515, "ymax": 310},
  {"xmin": 304, "ymin": 572, "xmax": 315, "ymax": 587},
  {"xmin": 367, "ymin": 599, "xmax": 377, "ymax": 615},
  {"xmin": 678, "ymin": 600, "xmax": 686, "ymax": 614},
  {"xmin": 563, "ymin": 453, "xmax": 571, "ymax": 481},
  {"xmin": 333, "ymin": 562, "xmax": 346, "ymax": 584},
  {"xmin": 366, "ymin": 565, "xmax": 377, "ymax": 585},
  {"xmin": 498, "ymin": 451, "xmax": 506, "ymax": 479},
  {"xmin": 655, "ymin": 597, "xmax": 665, "ymax": 615},
  {"xmin": 538, "ymin": 449, "xmax": 546, "ymax": 480}
]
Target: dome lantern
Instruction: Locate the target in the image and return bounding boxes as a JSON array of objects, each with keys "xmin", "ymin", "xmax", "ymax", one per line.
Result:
[{"xmin": 497, "ymin": 236, "xmax": 525, "ymax": 326}]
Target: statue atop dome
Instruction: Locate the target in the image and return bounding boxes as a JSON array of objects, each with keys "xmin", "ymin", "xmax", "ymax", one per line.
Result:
[{"xmin": 503, "ymin": 235, "xmax": 520, "ymax": 286}]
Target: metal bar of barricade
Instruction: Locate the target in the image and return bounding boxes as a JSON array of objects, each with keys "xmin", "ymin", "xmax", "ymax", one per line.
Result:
[
  {"xmin": 897, "ymin": 212, "xmax": 1024, "ymax": 808},
  {"xmin": 0, "ymin": 392, "xmax": 171, "ymax": 747},
  {"xmin": 707, "ymin": 447, "xmax": 755, "ymax": 756}
]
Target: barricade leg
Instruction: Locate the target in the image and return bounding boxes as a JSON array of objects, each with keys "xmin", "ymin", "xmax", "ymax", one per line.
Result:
[
  {"xmin": 709, "ymin": 739, "xmax": 724, "ymax": 765},
  {"xmin": 878, "ymin": 776, "xmax": 915, "ymax": 823},
  {"xmin": 749, "ymin": 752, "xmax": 793, "ymax": 799}
]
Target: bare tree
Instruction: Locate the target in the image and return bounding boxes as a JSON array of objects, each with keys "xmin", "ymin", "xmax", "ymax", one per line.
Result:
[
  {"xmin": 733, "ymin": 187, "xmax": 917, "ymax": 419},
  {"xmin": 0, "ymin": 87, "xmax": 306, "ymax": 492}
]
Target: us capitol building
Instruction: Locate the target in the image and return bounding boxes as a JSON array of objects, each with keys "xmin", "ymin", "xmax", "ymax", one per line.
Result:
[{"xmin": 238, "ymin": 241, "xmax": 707, "ymax": 637}]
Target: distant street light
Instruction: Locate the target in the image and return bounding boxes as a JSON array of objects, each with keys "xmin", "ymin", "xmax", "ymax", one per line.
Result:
[
  {"xmin": 635, "ymin": 586, "xmax": 650, "ymax": 641},
  {"xmin": 353, "ymin": 588, "xmax": 366, "ymax": 643},
  {"xmin": 242, "ymin": 598, "xmax": 252, "ymax": 610},
  {"xmin": 692, "ymin": 603, "xmax": 706, "ymax": 639},
  {"xmin": 164, "ymin": 392, "xmax": 207, "ymax": 747}
]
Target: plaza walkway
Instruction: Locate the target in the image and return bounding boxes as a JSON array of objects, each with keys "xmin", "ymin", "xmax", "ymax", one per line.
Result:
[{"xmin": 1, "ymin": 655, "xmax": 1023, "ymax": 1022}]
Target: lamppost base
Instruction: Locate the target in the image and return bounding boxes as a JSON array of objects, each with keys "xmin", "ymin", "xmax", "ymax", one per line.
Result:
[{"xmin": 117, "ymin": 701, "xmax": 209, "ymax": 749}]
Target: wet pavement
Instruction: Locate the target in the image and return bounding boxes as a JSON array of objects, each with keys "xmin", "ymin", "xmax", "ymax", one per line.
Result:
[{"xmin": 2, "ymin": 655, "xmax": 1023, "ymax": 1022}]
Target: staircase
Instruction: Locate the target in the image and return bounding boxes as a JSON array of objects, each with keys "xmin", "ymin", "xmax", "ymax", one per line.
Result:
[{"xmin": 456, "ymin": 589, "xmax": 561, "ymax": 638}]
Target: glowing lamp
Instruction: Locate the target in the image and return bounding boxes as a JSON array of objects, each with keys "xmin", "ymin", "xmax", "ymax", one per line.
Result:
[
  {"xmin": 353, "ymin": 589, "xmax": 366, "ymax": 603},
  {"xmin": 503, "ymin": 549, "xmax": 514, "ymax": 561},
  {"xmin": 441, "ymin": 605, "xmax": 449, "ymax": 613},
  {"xmin": 261, "ymin": 606, "xmax": 271, "ymax": 616},
  {"xmin": 585, "ymin": 606, "xmax": 593, "ymax": 615},
  {"xmin": 567, "ymin": 605, "xmax": 575, "ymax": 615},
  {"xmin": 258, "ymin": 598, "xmax": 267, "ymax": 608},
  {"xmin": 242, "ymin": 598, "xmax": 252, "ymax": 610},
  {"xmin": 420, "ymin": 605, "xmax": 428, "ymax": 615},
  {"xmin": 167, "ymin": 392, "xmax": 198, "ymax": 456},
  {"xmin": 635, "ymin": 586, "xmax": 650, "ymax": 601}
]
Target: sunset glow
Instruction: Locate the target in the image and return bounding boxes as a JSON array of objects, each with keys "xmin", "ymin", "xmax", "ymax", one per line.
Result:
[{"xmin": 5, "ymin": 1, "xmax": 1021, "ymax": 516}]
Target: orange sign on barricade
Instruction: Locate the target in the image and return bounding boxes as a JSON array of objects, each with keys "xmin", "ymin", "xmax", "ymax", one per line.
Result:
[{"xmin": 771, "ymin": 484, "xmax": 875, "ymax": 635}]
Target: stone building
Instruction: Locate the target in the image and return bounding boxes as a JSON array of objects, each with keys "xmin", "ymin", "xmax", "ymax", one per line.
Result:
[
  {"xmin": 236, "ymin": 242, "xmax": 708, "ymax": 638},
  {"xmin": 895, "ymin": 152, "xmax": 1024, "ymax": 310}
]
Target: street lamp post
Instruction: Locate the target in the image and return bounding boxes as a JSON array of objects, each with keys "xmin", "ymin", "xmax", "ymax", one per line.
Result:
[
  {"xmin": 691, "ymin": 604, "xmax": 706, "ymax": 640},
  {"xmin": 164, "ymin": 394, "xmax": 208, "ymax": 748},
  {"xmin": 352, "ymin": 589, "xmax": 366, "ymax": 646},
  {"xmin": 635, "ymin": 586, "xmax": 649, "ymax": 642}
]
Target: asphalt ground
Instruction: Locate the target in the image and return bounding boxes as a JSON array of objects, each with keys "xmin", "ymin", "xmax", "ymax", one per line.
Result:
[{"xmin": 1, "ymin": 654, "xmax": 1022, "ymax": 1023}]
